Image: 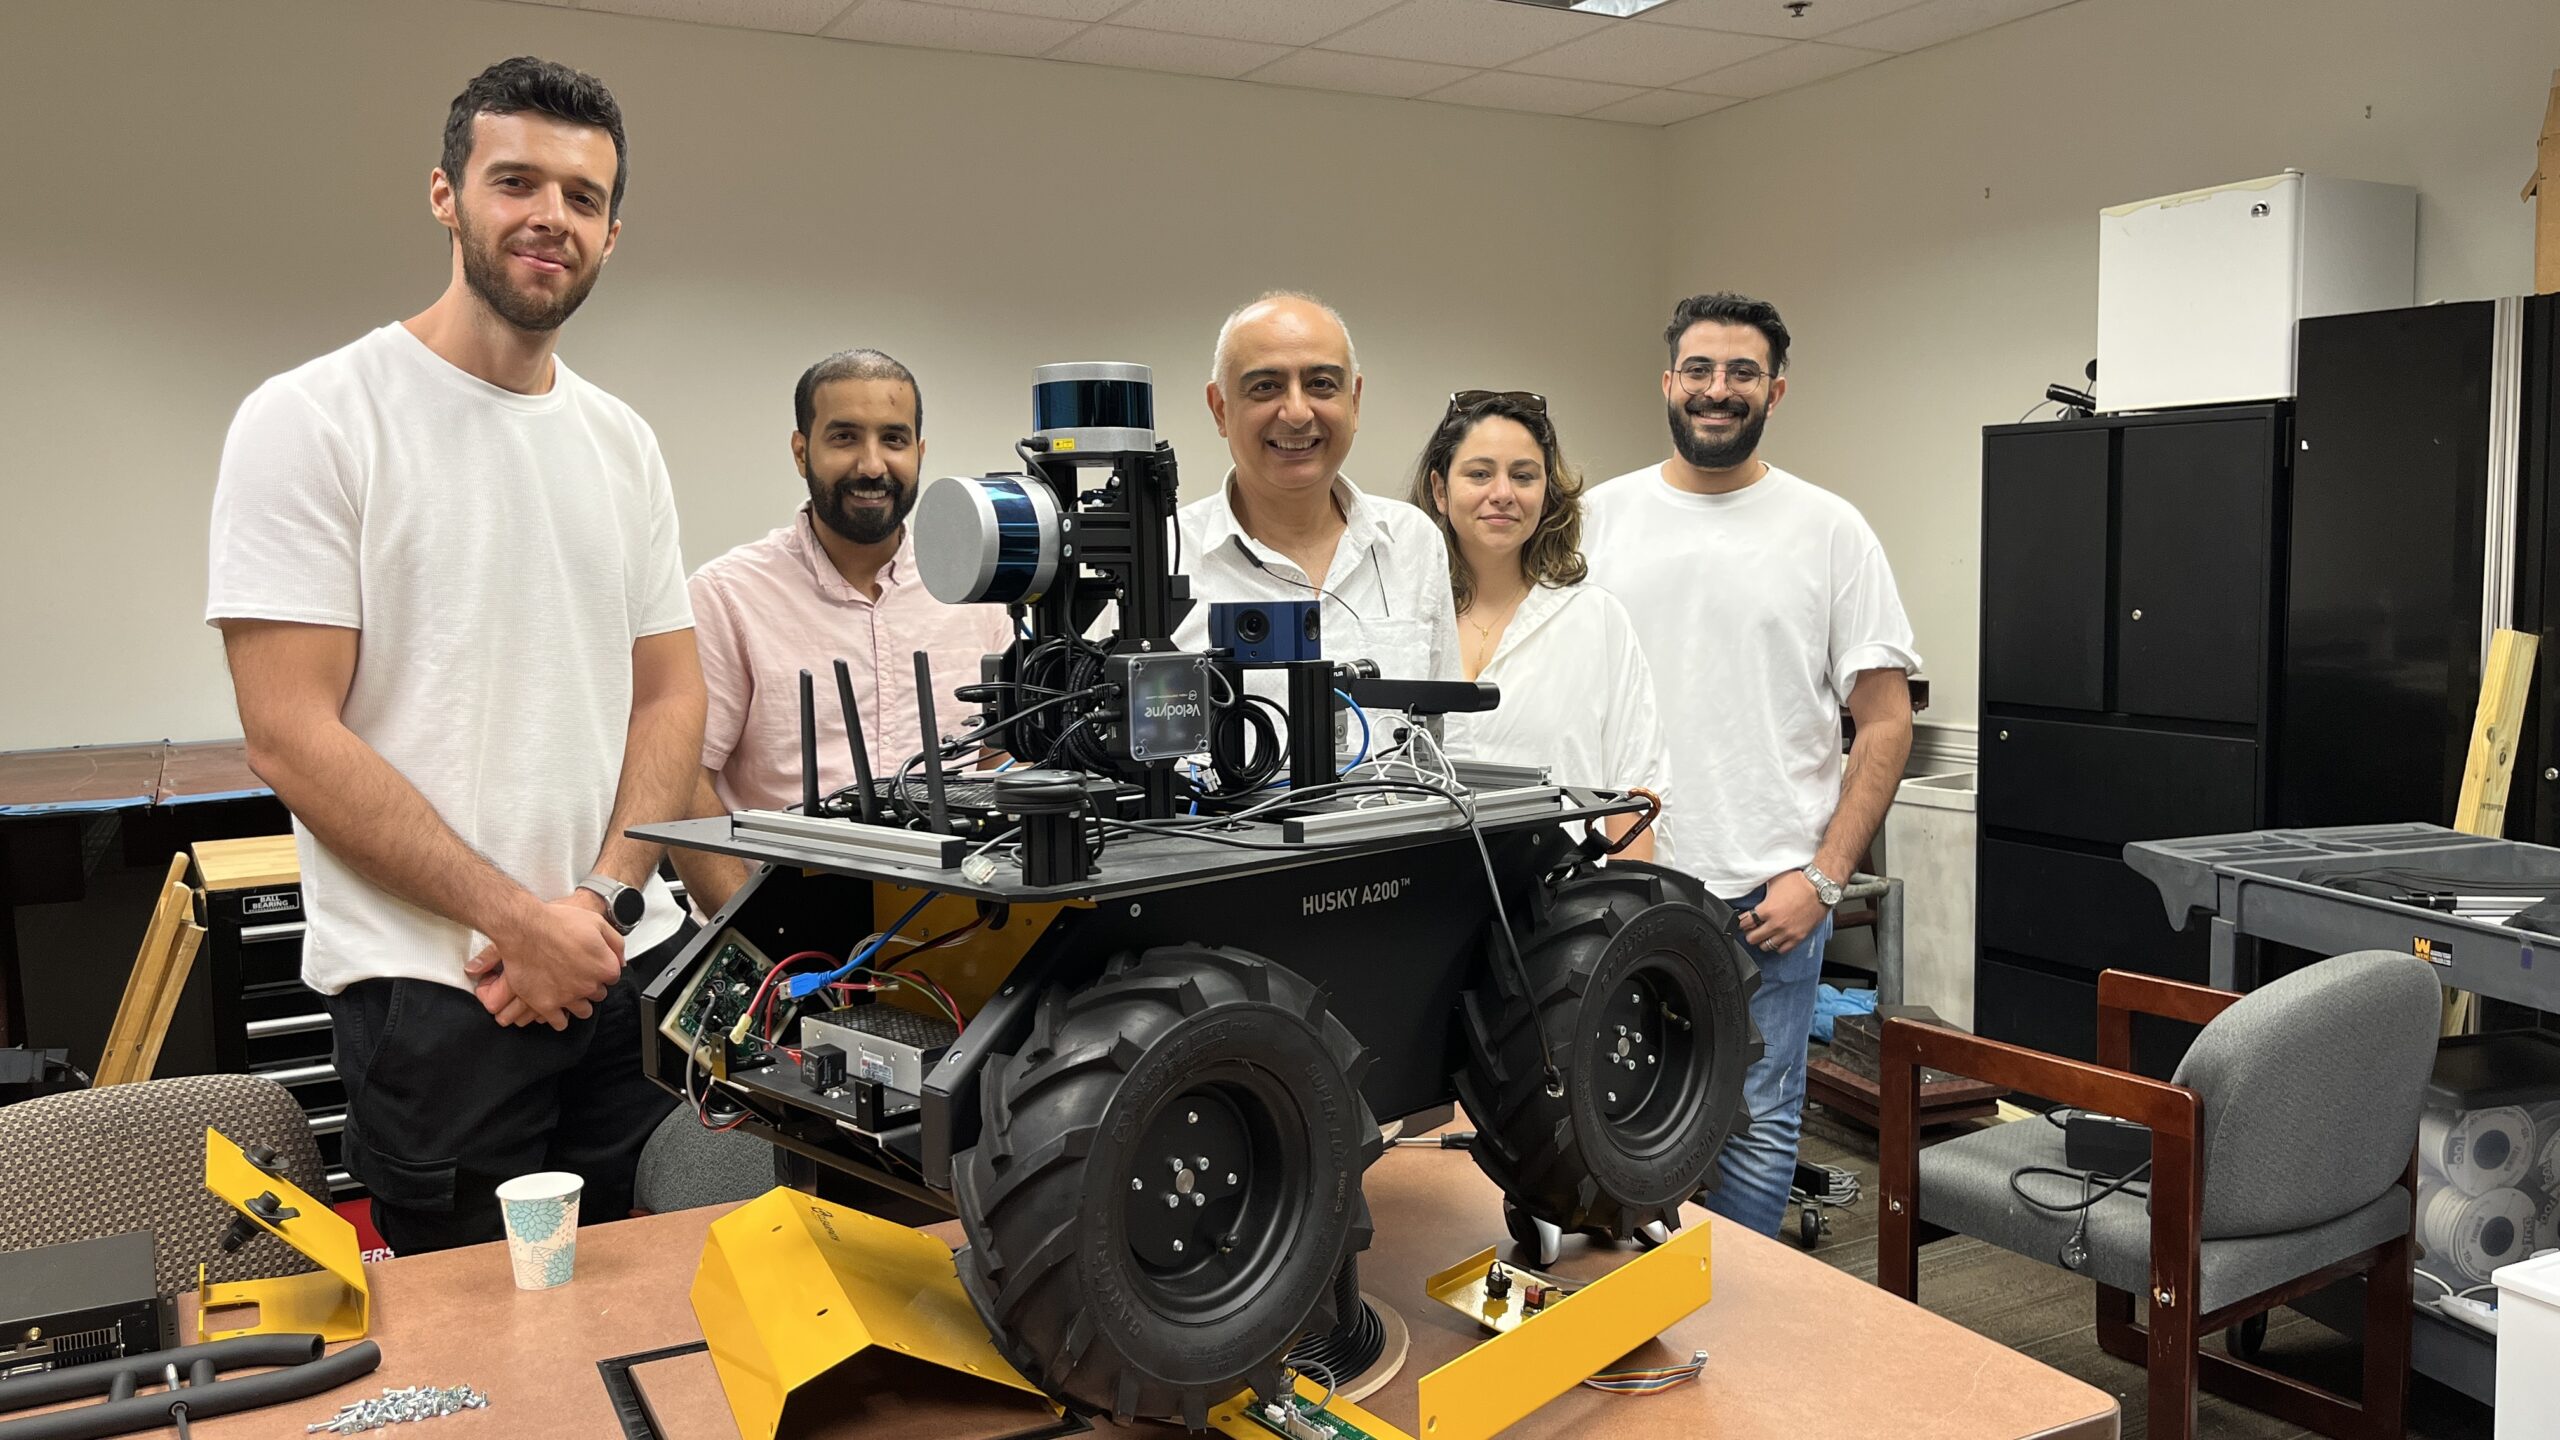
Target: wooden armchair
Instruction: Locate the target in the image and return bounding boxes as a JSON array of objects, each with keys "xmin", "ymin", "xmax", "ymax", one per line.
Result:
[{"xmin": 1877, "ymin": 956, "xmax": 2441, "ymax": 1440}]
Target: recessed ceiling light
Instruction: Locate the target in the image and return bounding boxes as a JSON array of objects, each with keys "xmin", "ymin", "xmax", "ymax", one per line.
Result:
[{"xmin": 1495, "ymin": 0, "xmax": 1680, "ymax": 15}]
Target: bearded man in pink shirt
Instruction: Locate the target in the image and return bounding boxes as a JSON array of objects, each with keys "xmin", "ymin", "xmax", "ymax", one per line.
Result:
[{"xmin": 671, "ymin": 350, "xmax": 1010, "ymax": 912}]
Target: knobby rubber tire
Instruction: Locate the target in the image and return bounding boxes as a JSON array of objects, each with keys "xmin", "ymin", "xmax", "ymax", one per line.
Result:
[
  {"xmin": 953, "ymin": 946, "xmax": 1378, "ymax": 1430},
  {"xmin": 1456, "ymin": 860, "xmax": 1763, "ymax": 1238}
]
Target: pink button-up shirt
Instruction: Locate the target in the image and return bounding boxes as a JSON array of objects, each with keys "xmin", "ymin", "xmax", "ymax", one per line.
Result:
[{"xmin": 691, "ymin": 505, "xmax": 1013, "ymax": 813}]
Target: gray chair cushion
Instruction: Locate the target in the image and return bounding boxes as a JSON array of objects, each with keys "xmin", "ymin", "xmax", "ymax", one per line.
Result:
[
  {"xmin": 2171, "ymin": 950, "xmax": 2441, "ymax": 1238},
  {"xmin": 1918, "ymin": 1111, "xmax": 2411, "ymax": 1314},
  {"xmin": 0, "ymin": 1075, "xmax": 331, "ymax": 1299},
  {"xmin": 633, "ymin": 1106, "xmax": 775, "ymax": 1214}
]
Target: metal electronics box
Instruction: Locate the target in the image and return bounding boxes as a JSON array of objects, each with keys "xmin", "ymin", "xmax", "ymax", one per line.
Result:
[{"xmin": 0, "ymin": 1230, "xmax": 174, "ymax": 1378}]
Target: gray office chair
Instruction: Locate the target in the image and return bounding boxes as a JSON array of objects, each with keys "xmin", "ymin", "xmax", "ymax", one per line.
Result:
[
  {"xmin": 0, "ymin": 1073, "xmax": 329, "ymax": 1298},
  {"xmin": 1880, "ymin": 951, "xmax": 2442, "ymax": 1440},
  {"xmin": 633, "ymin": 1105, "xmax": 775, "ymax": 1214}
]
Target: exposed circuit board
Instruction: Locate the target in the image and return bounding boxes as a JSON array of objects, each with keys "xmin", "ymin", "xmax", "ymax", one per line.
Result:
[
  {"xmin": 656, "ymin": 932, "xmax": 782, "ymax": 1071},
  {"xmin": 1239, "ymin": 1391, "xmax": 1390, "ymax": 1440}
]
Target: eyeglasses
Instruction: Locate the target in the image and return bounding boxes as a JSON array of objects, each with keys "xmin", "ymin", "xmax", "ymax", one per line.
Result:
[
  {"xmin": 1447, "ymin": 389, "xmax": 1547, "ymax": 415},
  {"xmin": 1673, "ymin": 360, "xmax": 1772, "ymax": 392}
]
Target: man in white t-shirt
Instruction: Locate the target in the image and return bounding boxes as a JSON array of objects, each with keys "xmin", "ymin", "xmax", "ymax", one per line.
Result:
[
  {"xmin": 1175, "ymin": 293, "xmax": 1461, "ymax": 771},
  {"xmin": 1583, "ymin": 292, "xmax": 1919, "ymax": 1238},
  {"xmin": 205, "ymin": 58, "xmax": 705, "ymax": 1253}
]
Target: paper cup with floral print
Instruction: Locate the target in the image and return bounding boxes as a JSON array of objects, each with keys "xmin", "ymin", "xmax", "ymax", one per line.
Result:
[{"xmin": 495, "ymin": 1171, "xmax": 584, "ymax": 1290}]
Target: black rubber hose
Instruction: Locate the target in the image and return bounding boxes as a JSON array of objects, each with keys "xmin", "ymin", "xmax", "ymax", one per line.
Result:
[
  {"xmin": 0, "ymin": 1337, "xmax": 321, "ymax": 1411},
  {"xmin": 0, "ymin": 1339, "xmax": 382, "ymax": 1440}
]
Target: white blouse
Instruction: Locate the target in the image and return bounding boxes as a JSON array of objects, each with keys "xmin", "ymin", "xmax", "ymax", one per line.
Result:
[{"xmin": 1446, "ymin": 582, "xmax": 1679, "ymax": 864}]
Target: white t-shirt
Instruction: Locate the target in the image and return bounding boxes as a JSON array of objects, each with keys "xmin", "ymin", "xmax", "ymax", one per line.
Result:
[
  {"xmin": 205, "ymin": 323, "xmax": 692, "ymax": 995},
  {"xmin": 1582, "ymin": 462, "xmax": 1919, "ymax": 898},
  {"xmin": 1444, "ymin": 582, "xmax": 1678, "ymax": 862}
]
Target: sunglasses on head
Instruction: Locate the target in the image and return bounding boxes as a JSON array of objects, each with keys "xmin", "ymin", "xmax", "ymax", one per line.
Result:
[{"xmin": 1447, "ymin": 389, "xmax": 1547, "ymax": 416}]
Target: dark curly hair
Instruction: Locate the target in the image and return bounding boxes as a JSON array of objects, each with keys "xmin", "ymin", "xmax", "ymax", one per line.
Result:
[
  {"xmin": 441, "ymin": 57, "xmax": 628, "ymax": 220},
  {"xmin": 1408, "ymin": 393, "xmax": 1587, "ymax": 614},
  {"xmin": 1665, "ymin": 291, "xmax": 1790, "ymax": 373}
]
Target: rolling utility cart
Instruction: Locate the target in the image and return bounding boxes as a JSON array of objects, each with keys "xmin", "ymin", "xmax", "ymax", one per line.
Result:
[{"xmin": 2128, "ymin": 822, "xmax": 2560, "ymax": 1403}]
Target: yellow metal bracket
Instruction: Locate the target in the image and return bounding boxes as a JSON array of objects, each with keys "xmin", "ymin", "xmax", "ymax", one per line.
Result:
[
  {"xmin": 692, "ymin": 1186, "xmax": 1050, "ymax": 1440},
  {"xmin": 197, "ymin": 1127, "xmax": 369, "ymax": 1342},
  {"xmin": 1413, "ymin": 1218, "xmax": 1715, "ymax": 1440}
]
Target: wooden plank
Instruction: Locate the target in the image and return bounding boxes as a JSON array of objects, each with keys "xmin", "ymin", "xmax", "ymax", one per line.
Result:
[
  {"xmin": 130, "ymin": 920, "xmax": 204, "ymax": 1082},
  {"xmin": 190, "ymin": 834, "xmax": 300, "ymax": 892},
  {"xmin": 2454, "ymin": 628, "xmax": 2537, "ymax": 835},
  {"xmin": 96, "ymin": 858, "xmax": 195, "ymax": 1085},
  {"xmin": 2444, "ymin": 627, "xmax": 2538, "ymax": 1035}
]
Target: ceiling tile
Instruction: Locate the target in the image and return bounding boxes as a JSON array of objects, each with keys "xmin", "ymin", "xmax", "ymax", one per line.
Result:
[
  {"xmin": 1044, "ymin": 24, "xmax": 1293, "ymax": 77},
  {"xmin": 1317, "ymin": 0, "xmax": 1608, "ymax": 70},
  {"xmin": 1819, "ymin": 0, "xmax": 2076, "ymax": 53},
  {"xmin": 1245, "ymin": 48, "xmax": 1481, "ymax": 100},
  {"xmin": 1507, "ymin": 19, "xmax": 1781, "ymax": 87},
  {"xmin": 821, "ymin": 0, "xmax": 1088, "ymax": 55},
  {"xmin": 1673, "ymin": 38, "xmax": 1887, "ymax": 95},
  {"xmin": 1641, "ymin": 0, "xmax": 1925, "ymax": 40},
  {"xmin": 1106, "ymin": 0, "xmax": 1407, "ymax": 48},
  {"xmin": 1421, "ymin": 70, "xmax": 1643, "ymax": 117},
  {"xmin": 1581, "ymin": 88, "xmax": 1741, "ymax": 125},
  {"xmin": 890, "ymin": 0, "xmax": 1128, "ymax": 19},
  {"xmin": 576, "ymin": 0, "xmax": 856, "ymax": 34}
]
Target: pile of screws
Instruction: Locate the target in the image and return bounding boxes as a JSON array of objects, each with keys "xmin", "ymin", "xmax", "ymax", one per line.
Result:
[{"xmin": 304, "ymin": 1384, "xmax": 490, "ymax": 1433}]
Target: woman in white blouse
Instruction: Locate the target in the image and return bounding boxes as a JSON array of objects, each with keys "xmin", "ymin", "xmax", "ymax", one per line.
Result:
[{"xmin": 1410, "ymin": 390, "xmax": 1674, "ymax": 862}]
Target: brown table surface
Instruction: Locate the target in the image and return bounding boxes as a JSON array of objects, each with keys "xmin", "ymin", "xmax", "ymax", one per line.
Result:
[
  {"xmin": 114, "ymin": 1141, "xmax": 2115, "ymax": 1440},
  {"xmin": 0, "ymin": 740, "xmax": 265, "ymax": 811}
]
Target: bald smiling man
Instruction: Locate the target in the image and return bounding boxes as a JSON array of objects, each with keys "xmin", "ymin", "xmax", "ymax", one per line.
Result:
[{"xmin": 1171, "ymin": 293, "xmax": 1462, "ymax": 741}]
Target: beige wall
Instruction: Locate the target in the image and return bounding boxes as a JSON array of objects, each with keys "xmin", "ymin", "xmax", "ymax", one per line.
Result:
[
  {"xmin": 12, "ymin": 0, "xmax": 2557, "ymax": 753},
  {"xmin": 0, "ymin": 0, "xmax": 1671, "ymax": 751},
  {"xmin": 1659, "ymin": 0, "xmax": 2560, "ymax": 734}
]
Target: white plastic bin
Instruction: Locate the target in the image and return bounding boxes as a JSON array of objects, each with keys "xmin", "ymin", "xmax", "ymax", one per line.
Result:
[
  {"xmin": 2496, "ymin": 1249, "xmax": 2560, "ymax": 1436},
  {"xmin": 1884, "ymin": 772, "xmax": 1976, "ymax": 1029}
]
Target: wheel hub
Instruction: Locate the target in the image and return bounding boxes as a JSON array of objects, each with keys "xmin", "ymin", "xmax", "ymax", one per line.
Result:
[
  {"xmin": 1125, "ymin": 1093, "xmax": 1252, "ymax": 1270},
  {"xmin": 1591, "ymin": 957, "xmax": 1706, "ymax": 1150}
]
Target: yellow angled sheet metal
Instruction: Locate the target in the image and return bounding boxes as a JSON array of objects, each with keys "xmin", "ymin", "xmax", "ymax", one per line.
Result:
[
  {"xmin": 1414, "ymin": 1217, "xmax": 1714, "ymax": 1440},
  {"xmin": 1208, "ymin": 1370, "xmax": 1416, "ymax": 1440},
  {"xmin": 692, "ymin": 1186, "xmax": 1049, "ymax": 1440},
  {"xmin": 198, "ymin": 1127, "xmax": 369, "ymax": 1342}
]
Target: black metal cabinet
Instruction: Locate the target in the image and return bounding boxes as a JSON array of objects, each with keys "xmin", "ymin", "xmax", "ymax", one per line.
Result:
[
  {"xmin": 1976, "ymin": 404, "xmax": 2288, "ymax": 1069},
  {"xmin": 2117, "ymin": 418, "xmax": 2280, "ymax": 725},
  {"xmin": 1982, "ymin": 428, "xmax": 2110, "ymax": 712},
  {"xmin": 2280, "ymin": 303, "xmax": 2497, "ymax": 830}
]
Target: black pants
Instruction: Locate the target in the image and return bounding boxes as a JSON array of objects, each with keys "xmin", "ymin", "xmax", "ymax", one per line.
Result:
[{"xmin": 322, "ymin": 922, "xmax": 693, "ymax": 1255}]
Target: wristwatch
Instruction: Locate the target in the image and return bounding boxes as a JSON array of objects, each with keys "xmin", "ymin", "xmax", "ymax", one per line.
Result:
[
  {"xmin": 576, "ymin": 873, "xmax": 647, "ymax": 935},
  {"xmin": 1800, "ymin": 864, "xmax": 1845, "ymax": 909}
]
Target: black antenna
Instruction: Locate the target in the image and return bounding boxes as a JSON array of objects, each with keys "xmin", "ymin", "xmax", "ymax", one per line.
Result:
[
  {"xmin": 912, "ymin": 651, "xmax": 951, "ymax": 836},
  {"xmin": 797, "ymin": 668, "xmax": 821, "ymax": 816},
  {"xmin": 833, "ymin": 658, "xmax": 880, "ymax": 824}
]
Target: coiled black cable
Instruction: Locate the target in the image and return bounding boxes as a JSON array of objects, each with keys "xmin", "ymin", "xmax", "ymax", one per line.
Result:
[{"xmin": 1284, "ymin": 1256, "xmax": 1385, "ymax": 1388}]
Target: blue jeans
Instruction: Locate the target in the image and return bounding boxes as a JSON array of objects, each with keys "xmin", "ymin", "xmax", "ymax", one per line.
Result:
[{"xmin": 1701, "ymin": 882, "xmax": 1829, "ymax": 1238}]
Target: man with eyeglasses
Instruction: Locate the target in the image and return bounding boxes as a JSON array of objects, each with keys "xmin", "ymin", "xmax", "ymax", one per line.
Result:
[{"xmin": 1581, "ymin": 292, "xmax": 1919, "ymax": 1238}]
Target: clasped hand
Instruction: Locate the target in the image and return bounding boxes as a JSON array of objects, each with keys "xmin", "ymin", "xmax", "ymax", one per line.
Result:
[{"xmin": 465, "ymin": 892, "xmax": 624, "ymax": 1030}]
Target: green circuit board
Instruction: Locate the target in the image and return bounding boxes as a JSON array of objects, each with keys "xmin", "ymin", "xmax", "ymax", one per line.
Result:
[
  {"xmin": 1240, "ymin": 1394, "xmax": 1388, "ymax": 1440},
  {"xmin": 657, "ymin": 933, "xmax": 781, "ymax": 1065}
]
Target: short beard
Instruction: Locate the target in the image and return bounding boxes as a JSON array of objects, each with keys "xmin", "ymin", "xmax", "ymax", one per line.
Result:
[
  {"xmin": 806, "ymin": 464, "xmax": 916, "ymax": 547},
  {"xmin": 455, "ymin": 206, "xmax": 599, "ymax": 334},
  {"xmin": 1667, "ymin": 397, "xmax": 1767, "ymax": 471}
]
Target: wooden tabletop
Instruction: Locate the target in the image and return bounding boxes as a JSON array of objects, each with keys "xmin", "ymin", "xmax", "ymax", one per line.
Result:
[
  {"xmin": 0, "ymin": 740, "xmax": 266, "ymax": 814},
  {"xmin": 119, "ymin": 1142, "xmax": 2115, "ymax": 1440}
]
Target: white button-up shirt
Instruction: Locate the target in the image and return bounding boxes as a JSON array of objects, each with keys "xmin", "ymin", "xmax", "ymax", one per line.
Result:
[{"xmin": 1171, "ymin": 472, "xmax": 1463, "ymax": 685}]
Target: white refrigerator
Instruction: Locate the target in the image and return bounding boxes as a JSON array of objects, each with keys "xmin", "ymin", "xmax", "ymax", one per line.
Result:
[{"xmin": 2096, "ymin": 171, "xmax": 2416, "ymax": 413}]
